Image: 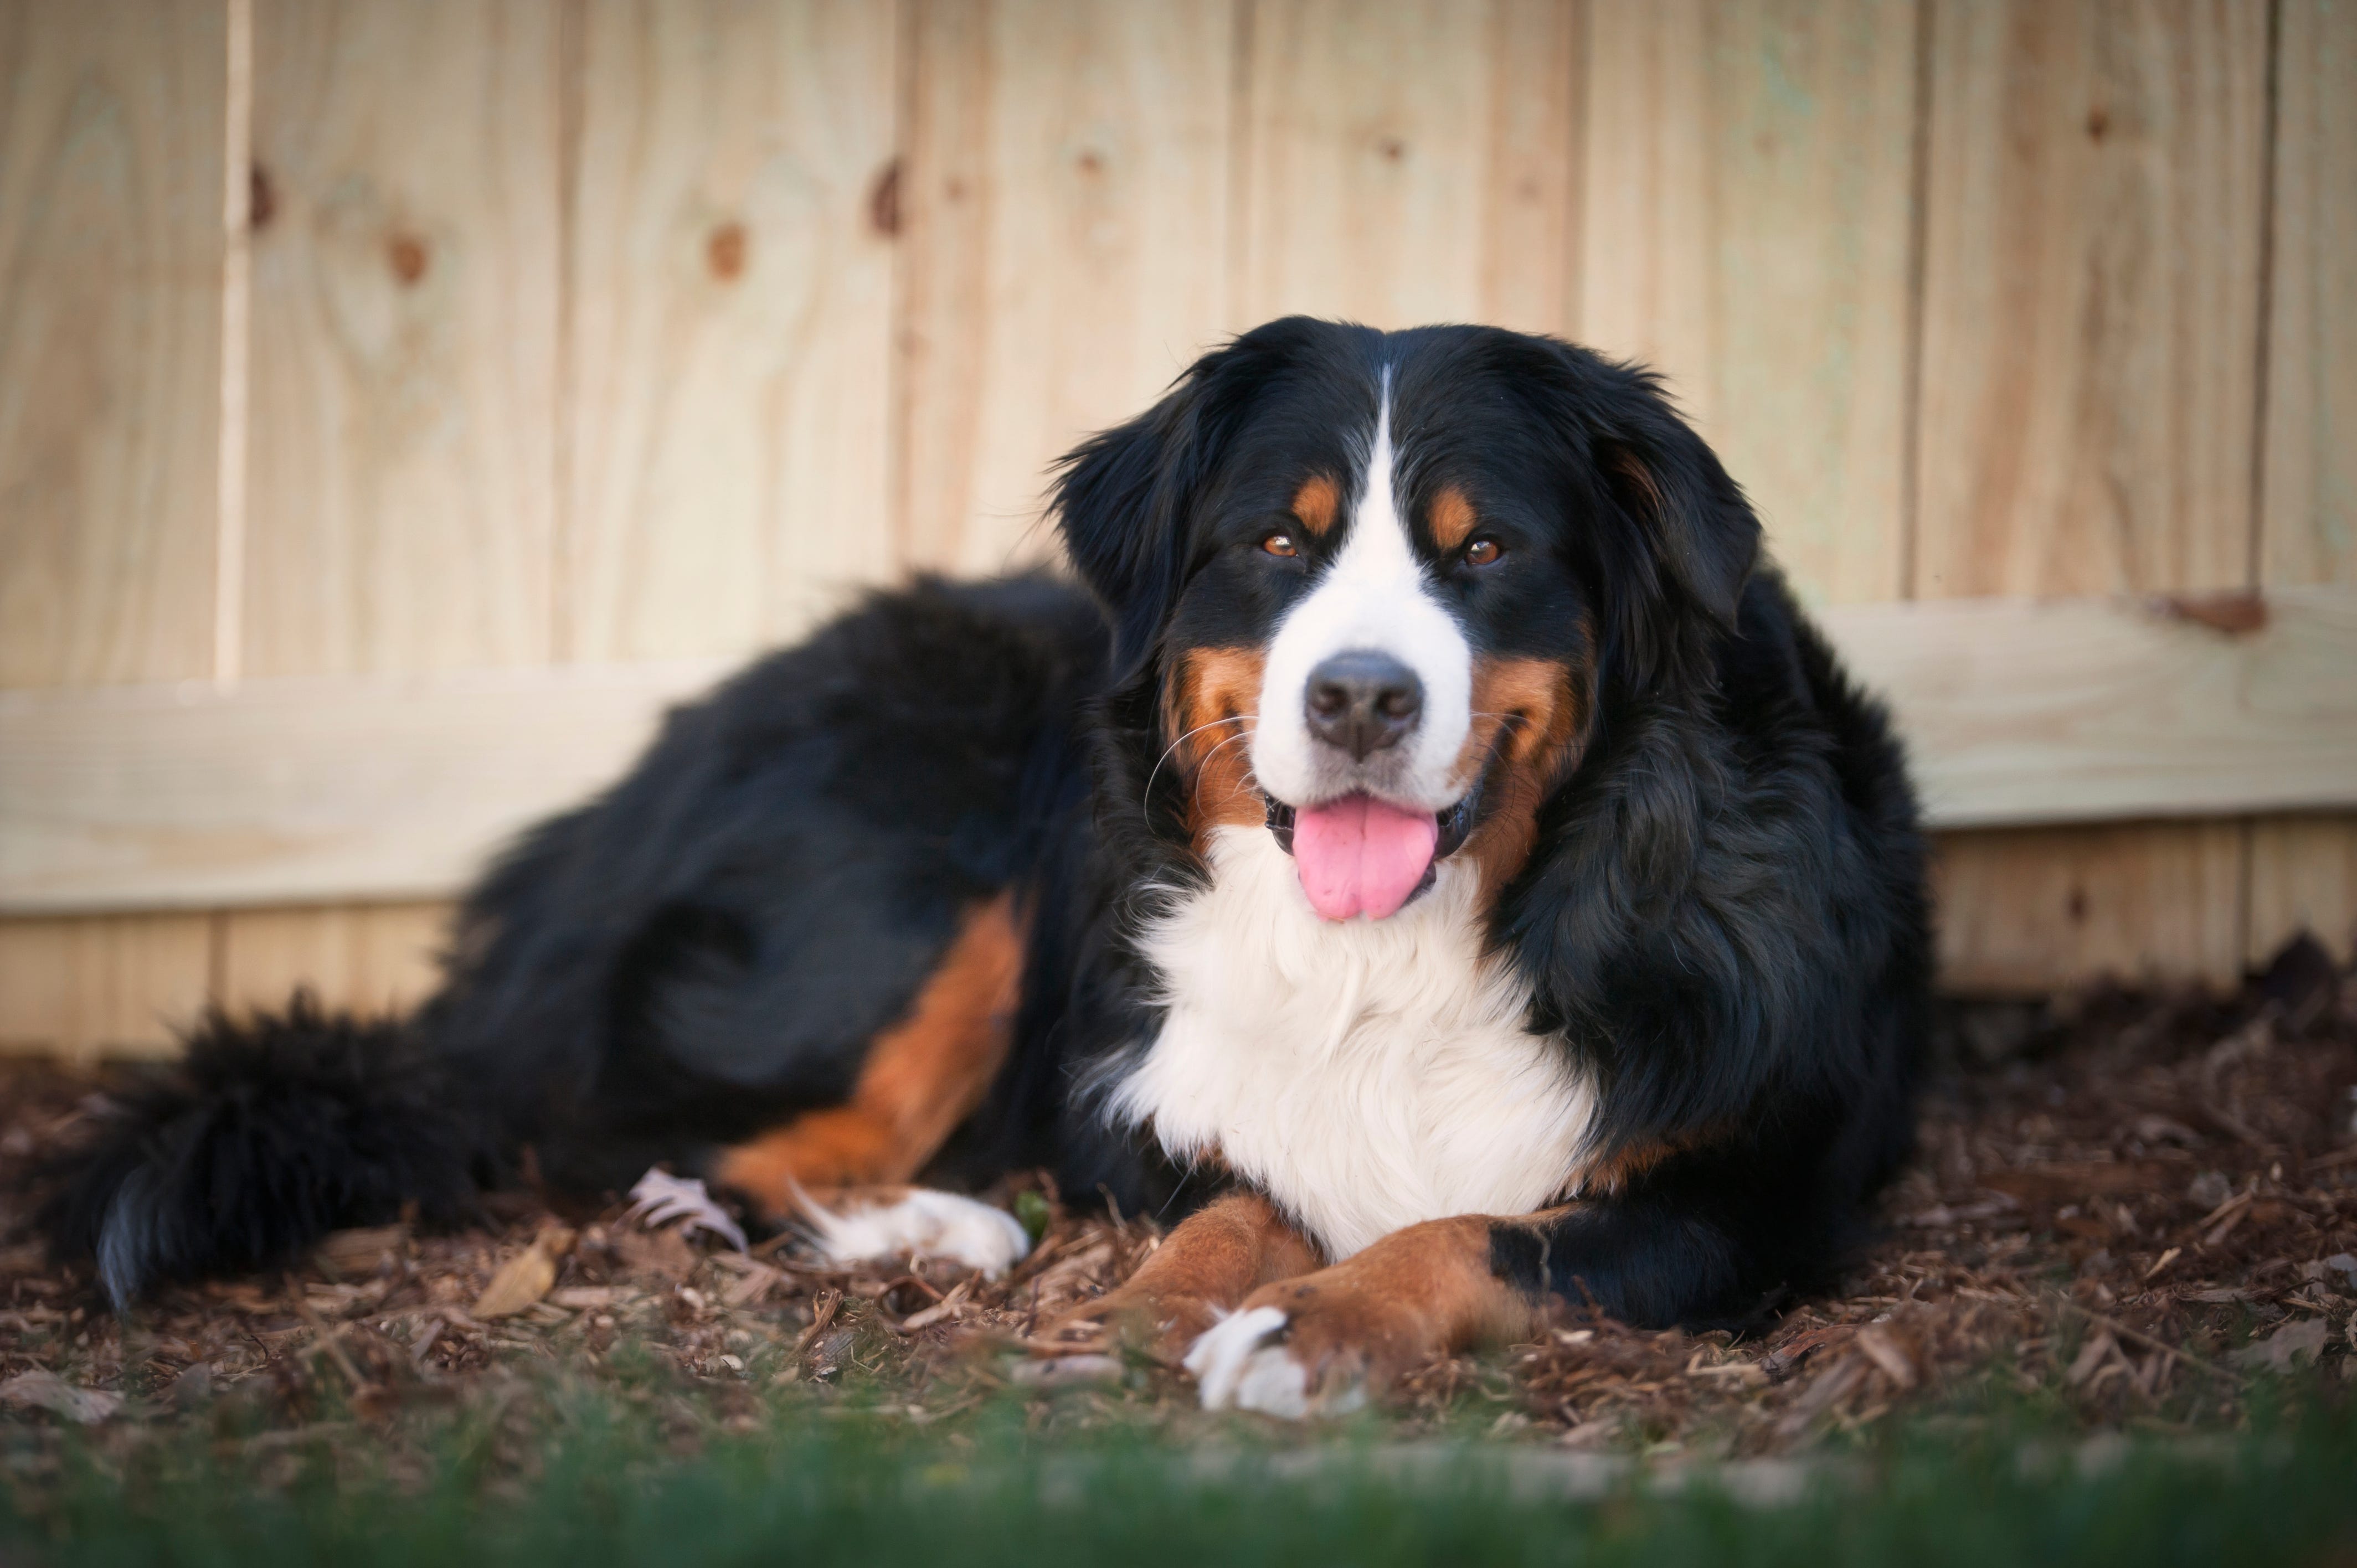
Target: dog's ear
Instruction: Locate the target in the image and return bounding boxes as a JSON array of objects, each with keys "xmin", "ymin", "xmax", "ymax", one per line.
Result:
[
  {"xmin": 1052, "ymin": 334, "xmax": 1269, "ymax": 683},
  {"xmin": 1535, "ymin": 344, "xmax": 1763, "ymax": 685}
]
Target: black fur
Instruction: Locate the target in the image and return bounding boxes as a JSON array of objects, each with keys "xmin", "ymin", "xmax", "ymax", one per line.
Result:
[
  {"xmin": 38, "ymin": 1000, "xmax": 491, "ymax": 1307},
  {"xmin": 42, "ymin": 319, "xmax": 1927, "ymax": 1337}
]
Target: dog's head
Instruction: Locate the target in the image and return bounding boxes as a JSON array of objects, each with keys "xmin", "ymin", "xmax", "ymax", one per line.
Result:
[{"xmin": 1054, "ymin": 318, "xmax": 1761, "ymax": 918}]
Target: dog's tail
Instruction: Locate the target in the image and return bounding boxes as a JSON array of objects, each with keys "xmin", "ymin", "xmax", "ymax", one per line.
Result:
[{"xmin": 37, "ymin": 996, "xmax": 499, "ymax": 1311}]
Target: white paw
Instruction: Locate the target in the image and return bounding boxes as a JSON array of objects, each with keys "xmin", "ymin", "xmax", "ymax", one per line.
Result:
[
  {"xmin": 1181, "ymin": 1306, "xmax": 1365, "ymax": 1419},
  {"xmin": 627, "ymin": 1168, "xmax": 748, "ymax": 1251},
  {"xmin": 800, "ymin": 1188, "xmax": 1030, "ymax": 1277}
]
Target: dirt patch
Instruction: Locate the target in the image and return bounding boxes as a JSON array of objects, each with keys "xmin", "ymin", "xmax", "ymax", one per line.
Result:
[{"xmin": 3, "ymin": 938, "xmax": 2353, "ymax": 1458}]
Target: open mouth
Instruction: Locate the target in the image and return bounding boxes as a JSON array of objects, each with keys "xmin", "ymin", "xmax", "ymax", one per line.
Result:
[{"xmin": 1264, "ymin": 776, "xmax": 1483, "ymax": 922}]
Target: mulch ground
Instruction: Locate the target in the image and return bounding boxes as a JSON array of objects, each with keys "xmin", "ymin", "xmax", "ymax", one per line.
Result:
[{"xmin": 3, "ymin": 937, "xmax": 2354, "ymax": 1463}]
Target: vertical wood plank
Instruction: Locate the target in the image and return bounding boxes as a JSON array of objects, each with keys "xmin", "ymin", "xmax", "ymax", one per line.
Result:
[
  {"xmin": 0, "ymin": 0, "xmax": 224, "ymax": 688},
  {"xmin": 224, "ymin": 0, "xmax": 559, "ymax": 1024},
  {"xmin": 0, "ymin": 0, "xmax": 228, "ymax": 1056},
  {"xmin": 0, "ymin": 913, "xmax": 214, "ymax": 1062},
  {"xmin": 215, "ymin": 901, "xmax": 450, "ymax": 1020},
  {"xmin": 1930, "ymin": 821, "xmax": 2247, "ymax": 996},
  {"xmin": 1912, "ymin": 0, "xmax": 2268, "ymax": 599},
  {"xmin": 1236, "ymin": 0, "xmax": 1579, "ymax": 334},
  {"xmin": 564, "ymin": 0, "xmax": 898, "ymax": 660},
  {"xmin": 2248, "ymin": 0, "xmax": 2357, "ymax": 966},
  {"xmin": 897, "ymin": 0, "xmax": 1237, "ymax": 577},
  {"xmin": 241, "ymin": 0, "xmax": 560, "ymax": 677},
  {"xmin": 1577, "ymin": 0, "xmax": 1918, "ymax": 606},
  {"xmin": 1916, "ymin": 0, "xmax": 2269, "ymax": 991}
]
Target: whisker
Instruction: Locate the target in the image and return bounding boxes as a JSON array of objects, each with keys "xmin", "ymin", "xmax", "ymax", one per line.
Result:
[{"xmin": 1140, "ymin": 716, "xmax": 1254, "ymax": 825}]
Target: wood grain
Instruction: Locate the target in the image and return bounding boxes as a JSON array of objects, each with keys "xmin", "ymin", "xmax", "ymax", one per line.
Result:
[
  {"xmin": 1578, "ymin": 0, "xmax": 1918, "ymax": 606},
  {"xmin": 1915, "ymin": 0, "xmax": 2271, "ymax": 992},
  {"xmin": 0, "ymin": 661, "xmax": 727, "ymax": 913},
  {"xmin": 2247, "ymin": 818, "xmax": 2357, "ymax": 967},
  {"xmin": 1931, "ymin": 821, "xmax": 2246, "ymax": 995},
  {"xmin": 241, "ymin": 0, "xmax": 559, "ymax": 677},
  {"xmin": 216, "ymin": 900, "xmax": 450, "ymax": 1020},
  {"xmin": 563, "ymin": 0, "xmax": 898, "ymax": 661},
  {"xmin": 1236, "ymin": 0, "xmax": 1579, "ymax": 333},
  {"xmin": 1830, "ymin": 588, "xmax": 2357, "ymax": 827},
  {"xmin": 896, "ymin": 0, "xmax": 1236, "ymax": 578},
  {"xmin": 8, "ymin": 590, "xmax": 2354, "ymax": 915},
  {"xmin": 1912, "ymin": 0, "xmax": 2268, "ymax": 598},
  {"xmin": 0, "ymin": 0, "xmax": 224, "ymax": 689},
  {"xmin": 0, "ymin": 0, "xmax": 229, "ymax": 1058},
  {"xmin": 2246, "ymin": 0, "xmax": 2357, "ymax": 966},
  {"xmin": 0, "ymin": 912, "xmax": 212, "ymax": 1061}
]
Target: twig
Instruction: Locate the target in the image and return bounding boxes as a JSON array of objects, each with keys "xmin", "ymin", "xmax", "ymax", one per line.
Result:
[
  {"xmin": 2060, "ymin": 1301, "xmax": 2243, "ymax": 1387},
  {"xmin": 290, "ymin": 1291, "xmax": 370, "ymax": 1395}
]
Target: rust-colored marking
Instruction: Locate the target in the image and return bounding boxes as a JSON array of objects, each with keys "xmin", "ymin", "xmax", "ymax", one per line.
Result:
[
  {"xmin": 1042, "ymin": 1190, "xmax": 1320, "ymax": 1358},
  {"xmin": 714, "ymin": 893, "xmax": 1023, "ymax": 1216},
  {"xmin": 1222, "ymin": 1214, "xmax": 1550, "ymax": 1397},
  {"xmin": 1291, "ymin": 474, "xmax": 1342, "ymax": 537},
  {"xmin": 707, "ymin": 221, "xmax": 748, "ymax": 281},
  {"xmin": 1164, "ymin": 646, "xmax": 1268, "ymax": 847},
  {"xmin": 1453, "ymin": 650, "xmax": 1591, "ymax": 899},
  {"xmin": 1574, "ymin": 1130, "xmax": 1718, "ymax": 1196},
  {"xmin": 1428, "ymin": 484, "xmax": 1478, "ymax": 551},
  {"xmin": 1606, "ymin": 445, "xmax": 1665, "ymax": 521}
]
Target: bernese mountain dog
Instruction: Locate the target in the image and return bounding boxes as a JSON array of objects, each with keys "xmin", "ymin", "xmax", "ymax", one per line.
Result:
[{"xmin": 41, "ymin": 318, "xmax": 1928, "ymax": 1419}]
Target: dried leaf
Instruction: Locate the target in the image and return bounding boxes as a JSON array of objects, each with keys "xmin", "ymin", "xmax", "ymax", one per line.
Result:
[
  {"xmin": 1, "ymin": 1369, "xmax": 123, "ymax": 1424},
  {"xmin": 1854, "ymin": 1324, "xmax": 1918, "ymax": 1390},
  {"xmin": 472, "ymin": 1224, "xmax": 576, "ymax": 1319},
  {"xmin": 2232, "ymin": 1317, "xmax": 2330, "ymax": 1373}
]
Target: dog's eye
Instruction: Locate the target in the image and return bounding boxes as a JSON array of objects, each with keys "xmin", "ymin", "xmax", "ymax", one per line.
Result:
[
  {"xmin": 1464, "ymin": 537, "xmax": 1505, "ymax": 566},
  {"xmin": 1261, "ymin": 532, "xmax": 1299, "ymax": 559}
]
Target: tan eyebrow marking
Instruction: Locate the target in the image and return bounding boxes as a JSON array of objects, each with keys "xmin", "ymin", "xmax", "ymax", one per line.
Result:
[
  {"xmin": 1428, "ymin": 484, "xmax": 1479, "ymax": 551},
  {"xmin": 1290, "ymin": 474, "xmax": 1341, "ymax": 537}
]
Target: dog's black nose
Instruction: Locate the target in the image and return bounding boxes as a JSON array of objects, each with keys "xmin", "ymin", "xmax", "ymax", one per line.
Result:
[{"xmin": 1305, "ymin": 650, "xmax": 1423, "ymax": 761}]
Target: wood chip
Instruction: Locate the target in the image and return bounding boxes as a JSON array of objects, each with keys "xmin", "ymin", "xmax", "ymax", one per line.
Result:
[
  {"xmin": 472, "ymin": 1224, "xmax": 577, "ymax": 1319},
  {"xmin": 0, "ymin": 1370, "xmax": 123, "ymax": 1425}
]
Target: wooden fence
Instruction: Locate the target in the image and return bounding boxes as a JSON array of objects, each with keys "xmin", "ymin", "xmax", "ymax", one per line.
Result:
[{"xmin": 1, "ymin": 0, "xmax": 2353, "ymax": 1056}]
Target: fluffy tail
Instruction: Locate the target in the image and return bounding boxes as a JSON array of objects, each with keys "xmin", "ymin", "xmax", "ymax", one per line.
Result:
[{"xmin": 38, "ymin": 997, "xmax": 498, "ymax": 1311}]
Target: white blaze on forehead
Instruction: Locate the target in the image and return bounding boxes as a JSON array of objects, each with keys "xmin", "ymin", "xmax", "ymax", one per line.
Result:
[{"xmin": 1250, "ymin": 371, "xmax": 1474, "ymax": 812}]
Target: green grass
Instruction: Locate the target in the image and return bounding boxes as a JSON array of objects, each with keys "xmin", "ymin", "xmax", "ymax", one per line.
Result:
[{"xmin": 6, "ymin": 1374, "xmax": 2353, "ymax": 1568}]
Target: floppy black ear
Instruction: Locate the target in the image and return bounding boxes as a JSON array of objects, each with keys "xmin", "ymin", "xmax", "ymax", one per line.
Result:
[
  {"xmin": 1049, "ymin": 388, "xmax": 1201, "ymax": 684},
  {"xmin": 1051, "ymin": 330, "xmax": 1281, "ymax": 683},
  {"xmin": 1538, "ymin": 344, "xmax": 1763, "ymax": 685}
]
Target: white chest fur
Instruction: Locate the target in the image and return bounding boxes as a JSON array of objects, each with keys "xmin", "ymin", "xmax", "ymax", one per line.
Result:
[{"xmin": 1105, "ymin": 826, "xmax": 1596, "ymax": 1259}]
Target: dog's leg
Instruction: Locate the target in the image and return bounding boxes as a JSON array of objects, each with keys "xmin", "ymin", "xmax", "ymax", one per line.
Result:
[
  {"xmin": 1183, "ymin": 1211, "xmax": 1560, "ymax": 1417},
  {"xmin": 1186, "ymin": 1170, "xmax": 1772, "ymax": 1418},
  {"xmin": 706, "ymin": 893, "xmax": 1028, "ymax": 1275},
  {"xmin": 1039, "ymin": 1191, "xmax": 1321, "ymax": 1361}
]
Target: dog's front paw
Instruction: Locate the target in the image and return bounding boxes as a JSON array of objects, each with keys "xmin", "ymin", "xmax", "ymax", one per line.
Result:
[
  {"xmin": 1184, "ymin": 1305, "xmax": 1341, "ymax": 1417},
  {"xmin": 1182, "ymin": 1275, "xmax": 1432, "ymax": 1420}
]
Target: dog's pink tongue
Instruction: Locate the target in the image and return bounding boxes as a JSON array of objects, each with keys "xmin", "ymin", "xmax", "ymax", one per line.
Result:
[{"xmin": 1292, "ymin": 795, "xmax": 1440, "ymax": 921}]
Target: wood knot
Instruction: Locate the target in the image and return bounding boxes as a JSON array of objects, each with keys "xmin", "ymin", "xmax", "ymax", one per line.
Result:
[
  {"xmin": 2086, "ymin": 105, "xmax": 2109, "ymax": 141},
  {"xmin": 248, "ymin": 162, "xmax": 275, "ymax": 230},
  {"xmin": 387, "ymin": 231, "xmax": 428, "ymax": 285},
  {"xmin": 2155, "ymin": 590, "xmax": 2268, "ymax": 637},
  {"xmin": 1378, "ymin": 137, "xmax": 1407, "ymax": 162},
  {"xmin": 706, "ymin": 221, "xmax": 748, "ymax": 281},
  {"xmin": 868, "ymin": 158, "xmax": 902, "ymax": 237}
]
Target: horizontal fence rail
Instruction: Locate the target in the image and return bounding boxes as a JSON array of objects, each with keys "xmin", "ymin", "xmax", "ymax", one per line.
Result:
[{"xmin": 4, "ymin": 586, "xmax": 2354, "ymax": 916}]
